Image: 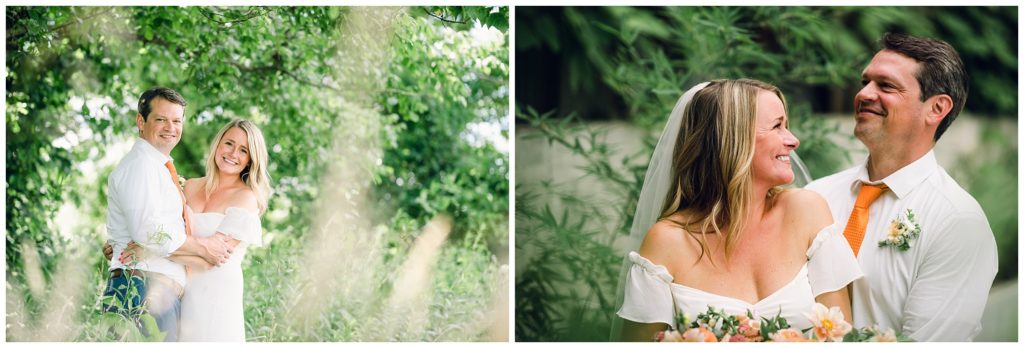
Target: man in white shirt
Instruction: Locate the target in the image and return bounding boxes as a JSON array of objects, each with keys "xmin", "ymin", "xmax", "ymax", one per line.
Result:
[
  {"xmin": 103, "ymin": 87, "xmax": 234, "ymax": 341},
  {"xmin": 806, "ymin": 33, "xmax": 997, "ymax": 341}
]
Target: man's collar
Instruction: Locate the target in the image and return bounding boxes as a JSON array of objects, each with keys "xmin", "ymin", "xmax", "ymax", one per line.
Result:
[
  {"xmin": 135, "ymin": 138, "xmax": 173, "ymax": 164},
  {"xmin": 848, "ymin": 150, "xmax": 938, "ymax": 199}
]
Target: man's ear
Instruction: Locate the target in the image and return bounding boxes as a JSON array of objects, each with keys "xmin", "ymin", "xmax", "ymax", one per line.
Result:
[
  {"xmin": 135, "ymin": 113, "xmax": 147, "ymax": 136},
  {"xmin": 925, "ymin": 94, "xmax": 953, "ymax": 127}
]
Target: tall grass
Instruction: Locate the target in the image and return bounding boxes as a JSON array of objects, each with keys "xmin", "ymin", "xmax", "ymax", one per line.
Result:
[{"xmin": 6, "ymin": 215, "xmax": 506, "ymax": 341}]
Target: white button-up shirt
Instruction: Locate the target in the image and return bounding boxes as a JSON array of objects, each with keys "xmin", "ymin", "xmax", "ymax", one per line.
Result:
[
  {"xmin": 107, "ymin": 139, "xmax": 188, "ymax": 287},
  {"xmin": 806, "ymin": 150, "xmax": 997, "ymax": 341}
]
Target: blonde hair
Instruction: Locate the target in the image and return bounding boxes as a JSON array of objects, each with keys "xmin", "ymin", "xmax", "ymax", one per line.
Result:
[
  {"xmin": 204, "ymin": 119, "xmax": 272, "ymax": 213},
  {"xmin": 660, "ymin": 79, "xmax": 787, "ymax": 265}
]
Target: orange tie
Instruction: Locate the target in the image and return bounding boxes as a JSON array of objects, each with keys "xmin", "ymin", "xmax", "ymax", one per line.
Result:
[
  {"xmin": 843, "ymin": 183, "xmax": 888, "ymax": 257},
  {"xmin": 165, "ymin": 160, "xmax": 193, "ymax": 277}
]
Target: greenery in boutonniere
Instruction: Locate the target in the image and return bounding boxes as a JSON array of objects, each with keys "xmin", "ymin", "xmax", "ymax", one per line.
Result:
[{"xmin": 878, "ymin": 209, "xmax": 922, "ymax": 251}]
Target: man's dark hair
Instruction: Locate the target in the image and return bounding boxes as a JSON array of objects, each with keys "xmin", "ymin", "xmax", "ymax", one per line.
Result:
[
  {"xmin": 880, "ymin": 32, "xmax": 968, "ymax": 141},
  {"xmin": 137, "ymin": 87, "xmax": 187, "ymax": 121}
]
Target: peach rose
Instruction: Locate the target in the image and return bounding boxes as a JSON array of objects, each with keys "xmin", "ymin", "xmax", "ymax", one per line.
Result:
[
  {"xmin": 682, "ymin": 326, "xmax": 718, "ymax": 342},
  {"xmin": 769, "ymin": 328, "xmax": 811, "ymax": 342}
]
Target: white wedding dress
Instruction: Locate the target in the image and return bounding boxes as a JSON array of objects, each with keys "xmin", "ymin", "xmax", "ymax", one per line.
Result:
[
  {"xmin": 617, "ymin": 223, "xmax": 861, "ymax": 331},
  {"xmin": 179, "ymin": 206, "xmax": 263, "ymax": 342}
]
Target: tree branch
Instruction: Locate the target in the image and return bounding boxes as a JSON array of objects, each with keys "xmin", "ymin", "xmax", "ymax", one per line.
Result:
[
  {"xmin": 227, "ymin": 60, "xmax": 343, "ymax": 93},
  {"xmin": 422, "ymin": 8, "xmax": 466, "ymax": 25},
  {"xmin": 197, "ymin": 7, "xmax": 271, "ymax": 26},
  {"xmin": 280, "ymin": 68, "xmax": 343, "ymax": 93},
  {"xmin": 7, "ymin": 7, "xmax": 117, "ymax": 48}
]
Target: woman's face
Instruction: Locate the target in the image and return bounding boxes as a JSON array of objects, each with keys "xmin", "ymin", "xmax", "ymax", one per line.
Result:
[
  {"xmin": 214, "ymin": 127, "xmax": 252, "ymax": 178},
  {"xmin": 752, "ymin": 90, "xmax": 800, "ymax": 188}
]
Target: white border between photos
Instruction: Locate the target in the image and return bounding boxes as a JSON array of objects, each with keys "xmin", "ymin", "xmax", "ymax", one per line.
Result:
[{"xmin": 507, "ymin": 3, "xmax": 517, "ymax": 344}]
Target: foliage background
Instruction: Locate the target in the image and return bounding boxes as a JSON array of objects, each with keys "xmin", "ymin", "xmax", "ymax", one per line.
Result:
[
  {"xmin": 6, "ymin": 6, "xmax": 509, "ymax": 341},
  {"xmin": 514, "ymin": 6, "xmax": 1017, "ymax": 342}
]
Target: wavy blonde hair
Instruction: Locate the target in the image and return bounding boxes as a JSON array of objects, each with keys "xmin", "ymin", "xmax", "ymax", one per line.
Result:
[
  {"xmin": 660, "ymin": 79, "xmax": 787, "ymax": 265},
  {"xmin": 204, "ymin": 119, "xmax": 272, "ymax": 214}
]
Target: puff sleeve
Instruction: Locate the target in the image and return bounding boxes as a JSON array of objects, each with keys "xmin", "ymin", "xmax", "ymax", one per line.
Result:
[
  {"xmin": 216, "ymin": 207, "xmax": 263, "ymax": 247},
  {"xmin": 616, "ymin": 251, "xmax": 678, "ymax": 328},
  {"xmin": 806, "ymin": 223, "xmax": 863, "ymax": 297}
]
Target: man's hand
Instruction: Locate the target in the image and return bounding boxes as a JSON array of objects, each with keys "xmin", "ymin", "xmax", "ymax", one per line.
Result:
[
  {"xmin": 196, "ymin": 235, "xmax": 234, "ymax": 266},
  {"xmin": 216, "ymin": 232, "xmax": 233, "ymax": 243},
  {"xmin": 103, "ymin": 241, "xmax": 114, "ymax": 261}
]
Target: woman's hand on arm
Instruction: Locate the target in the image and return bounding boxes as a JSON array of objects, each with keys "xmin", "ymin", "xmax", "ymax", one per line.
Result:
[
  {"xmin": 172, "ymin": 235, "xmax": 233, "ymax": 265},
  {"xmin": 216, "ymin": 232, "xmax": 241, "ymax": 248},
  {"xmin": 118, "ymin": 241, "xmax": 148, "ymax": 266}
]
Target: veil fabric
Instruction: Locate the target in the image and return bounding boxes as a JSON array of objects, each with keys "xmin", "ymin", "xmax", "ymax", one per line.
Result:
[{"xmin": 608, "ymin": 81, "xmax": 812, "ymax": 340}]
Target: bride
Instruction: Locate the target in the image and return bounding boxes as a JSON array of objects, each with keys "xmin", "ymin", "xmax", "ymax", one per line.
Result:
[
  {"xmin": 614, "ymin": 79, "xmax": 862, "ymax": 341},
  {"xmin": 120, "ymin": 119, "xmax": 270, "ymax": 341}
]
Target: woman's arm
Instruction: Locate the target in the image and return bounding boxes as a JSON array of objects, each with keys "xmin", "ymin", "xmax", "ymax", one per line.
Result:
[
  {"xmin": 815, "ymin": 285, "xmax": 853, "ymax": 323},
  {"xmin": 787, "ymin": 189, "xmax": 853, "ymax": 322},
  {"xmin": 618, "ymin": 222, "xmax": 684, "ymax": 342},
  {"xmin": 168, "ymin": 255, "xmax": 213, "ymax": 272},
  {"xmin": 120, "ymin": 241, "xmax": 217, "ymax": 270},
  {"xmin": 621, "ymin": 320, "xmax": 670, "ymax": 342}
]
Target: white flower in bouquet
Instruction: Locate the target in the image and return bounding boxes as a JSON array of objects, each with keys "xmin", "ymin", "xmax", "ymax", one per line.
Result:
[{"xmin": 803, "ymin": 303, "xmax": 852, "ymax": 342}]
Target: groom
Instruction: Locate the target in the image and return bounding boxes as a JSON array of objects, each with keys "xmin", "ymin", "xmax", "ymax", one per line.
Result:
[
  {"xmin": 103, "ymin": 87, "xmax": 233, "ymax": 341},
  {"xmin": 806, "ymin": 33, "xmax": 997, "ymax": 341}
]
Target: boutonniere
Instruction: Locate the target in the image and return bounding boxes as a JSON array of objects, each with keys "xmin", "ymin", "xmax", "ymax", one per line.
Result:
[
  {"xmin": 177, "ymin": 175, "xmax": 186, "ymax": 192},
  {"xmin": 878, "ymin": 209, "xmax": 921, "ymax": 251}
]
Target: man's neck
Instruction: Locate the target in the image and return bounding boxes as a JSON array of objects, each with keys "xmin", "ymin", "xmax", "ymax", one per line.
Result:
[
  {"xmin": 140, "ymin": 137, "xmax": 173, "ymax": 157},
  {"xmin": 865, "ymin": 144, "xmax": 933, "ymax": 181}
]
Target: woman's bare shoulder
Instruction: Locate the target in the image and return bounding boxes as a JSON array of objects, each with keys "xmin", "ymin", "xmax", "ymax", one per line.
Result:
[
  {"xmin": 183, "ymin": 177, "xmax": 207, "ymax": 196},
  {"xmin": 776, "ymin": 188, "xmax": 834, "ymax": 239},
  {"xmin": 638, "ymin": 217, "xmax": 697, "ymax": 268},
  {"xmin": 225, "ymin": 186, "xmax": 258, "ymax": 212}
]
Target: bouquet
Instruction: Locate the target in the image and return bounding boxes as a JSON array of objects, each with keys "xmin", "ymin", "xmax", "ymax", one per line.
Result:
[{"xmin": 655, "ymin": 303, "xmax": 910, "ymax": 342}]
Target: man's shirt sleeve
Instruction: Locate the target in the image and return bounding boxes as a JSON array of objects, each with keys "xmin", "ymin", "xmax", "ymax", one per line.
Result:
[
  {"xmin": 901, "ymin": 211, "xmax": 997, "ymax": 341},
  {"xmin": 108, "ymin": 161, "xmax": 187, "ymax": 256}
]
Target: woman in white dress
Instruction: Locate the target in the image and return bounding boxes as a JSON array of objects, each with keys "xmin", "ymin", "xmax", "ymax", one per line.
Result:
[
  {"xmin": 614, "ymin": 80, "xmax": 862, "ymax": 341},
  {"xmin": 122, "ymin": 119, "xmax": 270, "ymax": 341}
]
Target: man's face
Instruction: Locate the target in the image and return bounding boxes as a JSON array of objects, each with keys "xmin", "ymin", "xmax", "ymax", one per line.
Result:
[
  {"xmin": 854, "ymin": 50, "xmax": 931, "ymax": 148},
  {"xmin": 136, "ymin": 97, "xmax": 185, "ymax": 155}
]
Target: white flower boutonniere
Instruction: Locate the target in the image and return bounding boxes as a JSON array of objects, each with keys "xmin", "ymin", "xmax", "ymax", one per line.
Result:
[
  {"xmin": 878, "ymin": 209, "xmax": 921, "ymax": 251},
  {"xmin": 177, "ymin": 175, "xmax": 186, "ymax": 192}
]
